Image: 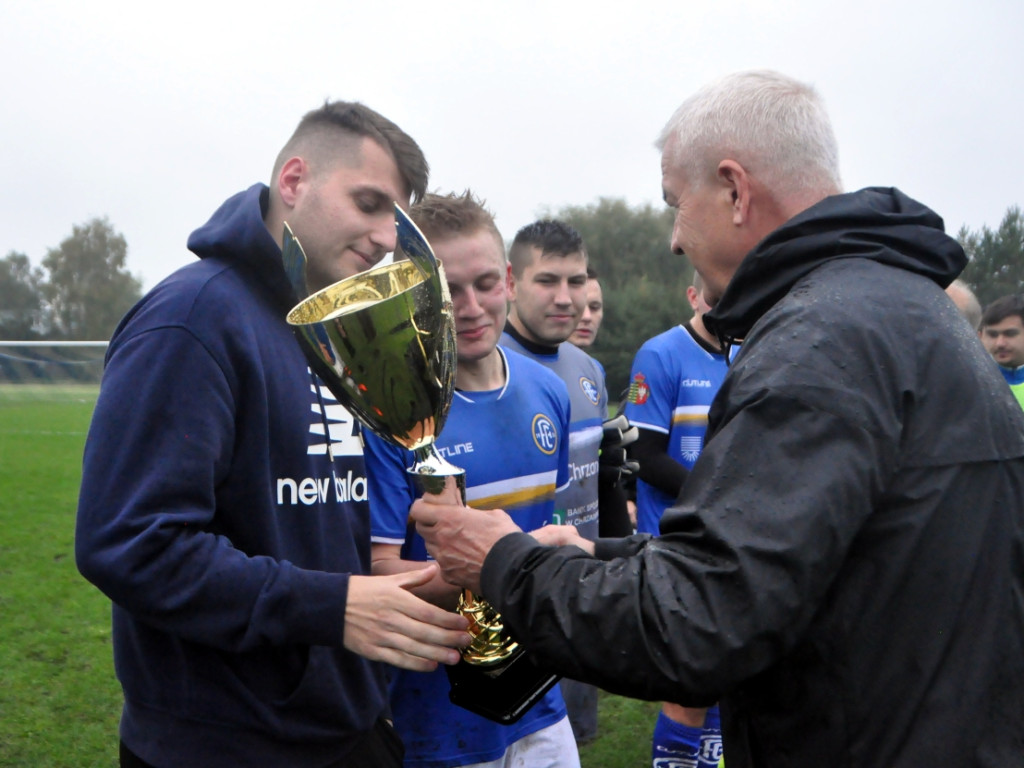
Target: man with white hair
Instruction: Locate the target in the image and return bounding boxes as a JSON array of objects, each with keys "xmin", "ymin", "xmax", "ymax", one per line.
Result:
[
  {"xmin": 409, "ymin": 70, "xmax": 1024, "ymax": 767},
  {"xmin": 946, "ymin": 277, "xmax": 982, "ymax": 329}
]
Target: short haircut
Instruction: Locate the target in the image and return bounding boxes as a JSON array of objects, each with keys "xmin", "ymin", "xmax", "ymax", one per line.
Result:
[
  {"xmin": 656, "ymin": 70, "xmax": 842, "ymax": 198},
  {"xmin": 981, "ymin": 293, "xmax": 1024, "ymax": 328},
  {"xmin": 410, "ymin": 190, "xmax": 504, "ymax": 260},
  {"xmin": 272, "ymin": 100, "xmax": 428, "ymax": 202},
  {"xmin": 508, "ymin": 220, "xmax": 586, "ymax": 277},
  {"xmin": 586, "ymin": 265, "xmax": 599, "ymax": 280}
]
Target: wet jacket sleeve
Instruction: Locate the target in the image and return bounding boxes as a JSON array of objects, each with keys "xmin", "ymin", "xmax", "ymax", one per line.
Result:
[
  {"xmin": 480, "ymin": 389, "xmax": 894, "ymax": 705},
  {"xmin": 75, "ymin": 326, "xmax": 350, "ymax": 652}
]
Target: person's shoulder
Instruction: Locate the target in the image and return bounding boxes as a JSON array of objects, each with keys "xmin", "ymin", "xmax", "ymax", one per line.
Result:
[
  {"xmin": 571, "ymin": 343, "xmax": 607, "ymax": 390},
  {"xmin": 502, "ymin": 345, "xmax": 568, "ymax": 392},
  {"xmin": 640, "ymin": 324, "xmax": 688, "ymax": 352},
  {"xmin": 499, "ymin": 330, "xmax": 524, "ymax": 351},
  {"xmin": 115, "ymin": 258, "xmax": 262, "ymax": 346},
  {"xmin": 559, "ymin": 340, "xmax": 604, "ymax": 372}
]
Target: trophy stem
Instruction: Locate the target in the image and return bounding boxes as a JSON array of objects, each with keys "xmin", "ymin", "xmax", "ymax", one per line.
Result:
[
  {"xmin": 409, "ymin": 445, "xmax": 466, "ymax": 498},
  {"xmin": 406, "ymin": 448, "xmax": 520, "ymax": 667}
]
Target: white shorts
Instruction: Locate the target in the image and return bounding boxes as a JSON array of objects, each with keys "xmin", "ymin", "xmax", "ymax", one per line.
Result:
[{"xmin": 459, "ymin": 716, "xmax": 581, "ymax": 768}]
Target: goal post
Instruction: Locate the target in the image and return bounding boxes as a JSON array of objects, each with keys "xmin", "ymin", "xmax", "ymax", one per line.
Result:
[{"xmin": 0, "ymin": 341, "xmax": 108, "ymax": 402}]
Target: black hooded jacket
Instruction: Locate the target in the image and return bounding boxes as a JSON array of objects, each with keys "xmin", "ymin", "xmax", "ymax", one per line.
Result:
[{"xmin": 480, "ymin": 188, "xmax": 1024, "ymax": 767}]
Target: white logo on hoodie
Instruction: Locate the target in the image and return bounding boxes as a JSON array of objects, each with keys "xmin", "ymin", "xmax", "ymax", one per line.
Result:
[{"xmin": 308, "ymin": 383, "xmax": 363, "ymax": 457}]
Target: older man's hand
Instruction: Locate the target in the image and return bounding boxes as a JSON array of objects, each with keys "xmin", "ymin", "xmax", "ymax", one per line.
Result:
[
  {"xmin": 411, "ymin": 476, "xmax": 522, "ymax": 593},
  {"xmin": 529, "ymin": 523, "xmax": 596, "ymax": 554}
]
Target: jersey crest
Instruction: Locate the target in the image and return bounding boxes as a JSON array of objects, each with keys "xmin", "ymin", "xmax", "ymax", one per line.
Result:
[
  {"xmin": 579, "ymin": 376, "xmax": 600, "ymax": 405},
  {"xmin": 627, "ymin": 372, "xmax": 650, "ymax": 405},
  {"xmin": 532, "ymin": 413, "xmax": 558, "ymax": 455}
]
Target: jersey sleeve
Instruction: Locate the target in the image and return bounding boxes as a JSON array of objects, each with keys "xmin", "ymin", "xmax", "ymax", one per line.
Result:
[
  {"xmin": 624, "ymin": 340, "xmax": 674, "ymax": 435},
  {"xmin": 362, "ymin": 431, "xmax": 416, "ymax": 546}
]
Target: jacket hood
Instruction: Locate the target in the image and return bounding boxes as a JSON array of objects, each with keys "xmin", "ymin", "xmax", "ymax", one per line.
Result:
[
  {"xmin": 704, "ymin": 187, "xmax": 967, "ymax": 343},
  {"xmin": 186, "ymin": 183, "xmax": 295, "ymax": 309}
]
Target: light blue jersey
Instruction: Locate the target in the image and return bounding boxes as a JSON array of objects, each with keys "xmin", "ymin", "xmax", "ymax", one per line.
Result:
[
  {"xmin": 500, "ymin": 332, "xmax": 607, "ymax": 541},
  {"xmin": 364, "ymin": 347, "xmax": 571, "ymax": 768},
  {"xmin": 624, "ymin": 324, "xmax": 730, "ymax": 535}
]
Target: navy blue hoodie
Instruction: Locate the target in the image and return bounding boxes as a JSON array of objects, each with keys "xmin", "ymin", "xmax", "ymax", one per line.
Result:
[{"xmin": 76, "ymin": 184, "xmax": 388, "ymax": 767}]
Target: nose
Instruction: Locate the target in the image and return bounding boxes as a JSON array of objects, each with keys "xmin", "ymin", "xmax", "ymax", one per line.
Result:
[
  {"xmin": 670, "ymin": 222, "xmax": 685, "ymax": 256},
  {"xmin": 370, "ymin": 215, "xmax": 398, "ymax": 253},
  {"xmin": 553, "ymin": 280, "xmax": 574, "ymax": 306},
  {"xmin": 455, "ymin": 288, "xmax": 483, "ymax": 318},
  {"xmin": 578, "ymin": 304, "xmax": 592, "ymax": 325}
]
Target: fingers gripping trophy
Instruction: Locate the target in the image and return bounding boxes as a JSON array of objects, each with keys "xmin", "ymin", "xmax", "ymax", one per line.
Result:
[{"xmin": 282, "ymin": 206, "xmax": 559, "ymax": 724}]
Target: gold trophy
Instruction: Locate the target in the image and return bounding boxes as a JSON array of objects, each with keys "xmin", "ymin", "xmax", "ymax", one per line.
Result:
[{"xmin": 283, "ymin": 206, "xmax": 559, "ymax": 724}]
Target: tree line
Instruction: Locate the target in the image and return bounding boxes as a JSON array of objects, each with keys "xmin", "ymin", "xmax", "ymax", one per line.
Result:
[
  {"xmin": 560, "ymin": 201, "xmax": 1024, "ymax": 395},
  {"xmin": 3, "ymin": 204, "xmax": 1022, "ymax": 394},
  {"xmin": 1, "ymin": 217, "xmax": 142, "ymax": 342}
]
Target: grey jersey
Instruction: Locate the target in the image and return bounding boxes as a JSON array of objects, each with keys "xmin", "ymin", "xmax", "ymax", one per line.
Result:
[{"xmin": 500, "ymin": 335, "xmax": 607, "ymax": 540}]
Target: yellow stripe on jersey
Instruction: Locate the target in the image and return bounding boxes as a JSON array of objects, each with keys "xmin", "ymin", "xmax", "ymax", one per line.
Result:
[
  {"xmin": 671, "ymin": 405, "xmax": 710, "ymax": 426},
  {"xmin": 466, "ymin": 470, "xmax": 558, "ymax": 511}
]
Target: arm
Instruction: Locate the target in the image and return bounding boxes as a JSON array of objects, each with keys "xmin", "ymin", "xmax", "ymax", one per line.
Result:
[
  {"xmin": 76, "ymin": 324, "xmax": 467, "ymax": 669},
  {"xmin": 478, "ymin": 391, "xmax": 893, "ymax": 704},
  {"xmin": 623, "ymin": 341, "xmax": 689, "ymax": 498},
  {"xmin": 413, "ymin": 484, "xmax": 653, "ymax": 588},
  {"xmin": 363, "ymin": 430, "xmax": 462, "ymax": 611},
  {"xmin": 371, "ymin": 542, "xmax": 462, "ymax": 611},
  {"xmin": 630, "ymin": 426, "xmax": 689, "ymax": 497}
]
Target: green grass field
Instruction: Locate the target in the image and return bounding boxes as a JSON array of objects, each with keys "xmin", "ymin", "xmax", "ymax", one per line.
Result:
[{"xmin": 0, "ymin": 386, "xmax": 658, "ymax": 767}]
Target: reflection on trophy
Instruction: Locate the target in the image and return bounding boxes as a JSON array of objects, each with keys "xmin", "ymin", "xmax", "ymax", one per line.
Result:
[{"xmin": 283, "ymin": 205, "xmax": 559, "ymax": 724}]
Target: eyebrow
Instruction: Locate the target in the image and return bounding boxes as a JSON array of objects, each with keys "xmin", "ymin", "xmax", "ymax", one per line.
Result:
[
  {"xmin": 354, "ymin": 185, "xmax": 395, "ymax": 206},
  {"xmin": 533, "ymin": 269, "xmax": 583, "ymax": 280}
]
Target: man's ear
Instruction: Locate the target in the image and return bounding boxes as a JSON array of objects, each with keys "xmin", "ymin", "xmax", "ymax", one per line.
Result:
[
  {"xmin": 506, "ymin": 262, "xmax": 517, "ymax": 302},
  {"xmin": 277, "ymin": 156, "xmax": 309, "ymax": 209},
  {"xmin": 718, "ymin": 159, "xmax": 751, "ymax": 226},
  {"xmin": 685, "ymin": 284, "xmax": 699, "ymax": 311}
]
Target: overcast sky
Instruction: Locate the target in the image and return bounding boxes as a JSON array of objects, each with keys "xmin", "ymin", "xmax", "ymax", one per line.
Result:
[{"xmin": 3, "ymin": 0, "xmax": 1021, "ymax": 290}]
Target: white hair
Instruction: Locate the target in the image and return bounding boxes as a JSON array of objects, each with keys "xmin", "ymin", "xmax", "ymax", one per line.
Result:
[
  {"xmin": 657, "ymin": 70, "xmax": 843, "ymax": 198},
  {"xmin": 946, "ymin": 278, "xmax": 983, "ymax": 330}
]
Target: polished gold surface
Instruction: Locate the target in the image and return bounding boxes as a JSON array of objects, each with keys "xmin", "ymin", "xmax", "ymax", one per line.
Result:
[
  {"xmin": 459, "ymin": 591, "xmax": 521, "ymax": 668},
  {"xmin": 286, "ymin": 256, "xmax": 455, "ymax": 453}
]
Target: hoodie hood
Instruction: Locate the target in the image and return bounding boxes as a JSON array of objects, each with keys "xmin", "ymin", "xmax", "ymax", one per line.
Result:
[
  {"xmin": 704, "ymin": 187, "xmax": 967, "ymax": 343},
  {"xmin": 186, "ymin": 183, "xmax": 296, "ymax": 310}
]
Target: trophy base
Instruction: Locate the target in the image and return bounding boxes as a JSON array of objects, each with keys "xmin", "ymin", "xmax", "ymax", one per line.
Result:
[{"xmin": 446, "ymin": 651, "xmax": 561, "ymax": 725}]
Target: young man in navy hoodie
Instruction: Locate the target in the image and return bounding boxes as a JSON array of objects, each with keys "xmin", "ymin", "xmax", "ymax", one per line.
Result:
[{"xmin": 75, "ymin": 101, "xmax": 471, "ymax": 768}]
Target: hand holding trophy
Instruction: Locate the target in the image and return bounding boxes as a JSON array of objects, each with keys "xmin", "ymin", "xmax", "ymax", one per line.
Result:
[{"xmin": 283, "ymin": 206, "xmax": 559, "ymax": 724}]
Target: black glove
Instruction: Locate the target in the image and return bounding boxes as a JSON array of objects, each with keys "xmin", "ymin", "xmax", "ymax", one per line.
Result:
[{"xmin": 599, "ymin": 414, "xmax": 640, "ymax": 482}]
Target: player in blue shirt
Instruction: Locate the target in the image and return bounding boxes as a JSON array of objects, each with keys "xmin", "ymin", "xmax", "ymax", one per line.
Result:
[
  {"xmin": 500, "ymin": 220, "xmax": 633, "ymax": 744},
  {"xmin": 364, "ymin": 191, "xmax": 580, "ymax": 768},
  {"xmin": 624, "ymin": 275, "xmax": 730, "ymax": 768}
]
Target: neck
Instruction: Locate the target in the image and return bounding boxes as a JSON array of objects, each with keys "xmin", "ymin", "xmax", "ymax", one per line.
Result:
[
  {"xmin": 504, "ymin": 321, "xmax": 559, "ymax": 355},
  {"xmin": 506, "ymin": 312, "xmax": 532, "ymax": 341},
  {"xmin": 690, "ymin": 314, "xmax": 721, "ymax": 350},
  {"xmin": 456, "ymin": 348, "xmax": 506, "ymax": 391}
]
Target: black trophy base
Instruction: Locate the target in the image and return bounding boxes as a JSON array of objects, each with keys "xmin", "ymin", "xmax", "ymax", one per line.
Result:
[{"xmin": 446, "ymin": 649, "xmax": 561, "ymax": 725}]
